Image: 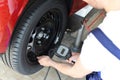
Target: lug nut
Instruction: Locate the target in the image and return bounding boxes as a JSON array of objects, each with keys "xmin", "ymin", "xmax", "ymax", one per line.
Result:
[
  {"xmin": 37, "ymin": 32, "xmax": 43, "ymax": 39},
  {"xmin": 37, "ymin": 41, "xmax": 41, "ymax": 44}
]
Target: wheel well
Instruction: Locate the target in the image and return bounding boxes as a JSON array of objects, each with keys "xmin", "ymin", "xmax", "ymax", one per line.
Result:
[
  {"xmin": 65, "ymin": 0, "xmax": 73, "ymax": 13},
  {"xmin": 28, "ymin": 0, "xmax": 73, "ymax": 14}
]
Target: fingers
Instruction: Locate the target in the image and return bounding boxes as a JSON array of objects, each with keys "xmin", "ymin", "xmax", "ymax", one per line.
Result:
[
  {"xmin": 37, "ymin": 56, "xmax": 48, "ymax": 63},
  {"xmin": 72, "ymin": 52, "xmax": 80, "ymax": 56},
  {"xmin": 37, "ymin": 56, "xmax": 43, "ymax": 59},
  {"xmin": 66, "ymin": 59, "xmax": 76, "ymax": 64},
  {"xmin": 66, "ymin": 52, "xmax": 79, "ymax": 64},
  {"xmin": 69, "ymin": 56, "xmax": 77, "ymax": 61},
  {"xmin": 65, "ymin": 57, "xmax": 76, "ymax": 64},
  {"xmin": 66, "ymin": 59, "xmax": 72, "ymax": 63},
  {"xmin": 37, "ymin": 56, "xmax": 52, "ymax": 67},
  {"xmin": 37, "ymin": 56, "xmax": 41, "ymax": 59},
  {"xmin": 37, "ymin": 55, "xmax": 48, "ymax": 59},
  {"xmin": 37, "ymin": 56, "xmax": 42, "ymax": 64}
]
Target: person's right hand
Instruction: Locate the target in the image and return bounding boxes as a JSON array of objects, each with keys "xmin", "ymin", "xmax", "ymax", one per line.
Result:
[
  {"xmin": 37, "ymin": 56, "xmax": 53, "ymax": 67},
  {"xmin": 67, "ymin": 52, "xmax": 80, "ymax": 64}
]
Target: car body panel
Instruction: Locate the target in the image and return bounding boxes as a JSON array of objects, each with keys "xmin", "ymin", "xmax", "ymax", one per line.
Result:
[
  {"xmin": 0, "ymin": 0, "xmax": 28, "ymax": 53},
  {"xmin": 0, "ymin": 0, "xmax": 87, "ymax": 53},
  {"xmin": 69, "ymin": 0, "xmax": 87, "ymax": 15}
]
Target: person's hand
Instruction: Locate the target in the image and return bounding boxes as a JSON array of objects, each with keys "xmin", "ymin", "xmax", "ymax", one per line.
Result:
[
  {"xmin": 37, "ymin": 56, "xmax": 53, "ymax": 67},
  {"xmin": 67, "ymin": 52, "xmax": 80, "ymax": 64}
]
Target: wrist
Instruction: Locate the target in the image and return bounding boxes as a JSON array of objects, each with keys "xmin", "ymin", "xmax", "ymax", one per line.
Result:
[{"xmin": 48, "ymin": 59, "xmax": 56, "ymax": 67}]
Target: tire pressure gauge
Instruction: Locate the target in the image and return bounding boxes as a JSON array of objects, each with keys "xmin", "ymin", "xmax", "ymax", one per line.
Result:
[{"xmin": 56, "ymin": 45, "xmax": 72, "ymax": 60}]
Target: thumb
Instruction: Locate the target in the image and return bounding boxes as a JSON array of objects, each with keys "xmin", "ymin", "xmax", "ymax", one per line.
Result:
[
  {"xmin": 37, "ymin": 56, "xmax": 42, "ymax": 59},
  {"xmin": 37, "ymin": 57, "xmax": 39, "ymax": 59},
  {"xmin": 69, "ymin": 55, "xmax": 78, "ymax": 61},
  {"xmin": 69, "ymin": 56, "xmax": 74, "ymax": 61}
]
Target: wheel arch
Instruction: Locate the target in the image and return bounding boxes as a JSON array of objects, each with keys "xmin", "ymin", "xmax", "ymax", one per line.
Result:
[{"xmin": 65, "ymin": 0, "xmax": 73, "ymax": 14}]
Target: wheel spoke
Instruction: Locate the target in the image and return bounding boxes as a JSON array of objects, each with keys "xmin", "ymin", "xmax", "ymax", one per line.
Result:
[{"xmin": 27, "ymin": 30, "xmax": 36, "ymax": 50}]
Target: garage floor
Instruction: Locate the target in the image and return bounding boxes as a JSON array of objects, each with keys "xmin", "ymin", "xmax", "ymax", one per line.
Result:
[
  {"xmin": 0, "ymin": 6, "xmax": 105, "ymax": 80},
  {"xmin": 0, "ymin": 33, "xmax": 85, "ymax": 80},
  {"xmin": 0, "ymin": 58, "xmax": 85, "ymax": 80}
]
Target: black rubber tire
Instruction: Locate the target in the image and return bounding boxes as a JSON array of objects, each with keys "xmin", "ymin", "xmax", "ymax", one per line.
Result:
[{"xmin": 1, "ymin": 0, "xmax": 67, "ymax": 75}]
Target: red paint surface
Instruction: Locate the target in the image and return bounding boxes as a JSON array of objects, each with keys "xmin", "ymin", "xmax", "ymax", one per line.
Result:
[
  {"xmin": 69, "ymin": 0, "xmax": 87, "ymax": 15},
  {"xmin": 0, "ymin": 0, "xmax": 28, "ymax": 53}
]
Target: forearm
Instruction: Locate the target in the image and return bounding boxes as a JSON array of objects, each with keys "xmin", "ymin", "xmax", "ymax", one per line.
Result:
[
  {"xmin": 50, "ymin": 60, "xmax": 75, "ymax": 77},
  {"xmin": 49, "ymin": 58, "xmax": 92, "ymax": 78},
  {"xmin": 37, "ymin": 55, "xmax": 92, "ymax": 78}
]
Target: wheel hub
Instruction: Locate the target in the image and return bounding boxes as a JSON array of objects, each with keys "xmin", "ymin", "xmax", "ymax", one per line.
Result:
[{"xmin": 35, "ymin": 21, "xmax": 55, "ymax": 47}]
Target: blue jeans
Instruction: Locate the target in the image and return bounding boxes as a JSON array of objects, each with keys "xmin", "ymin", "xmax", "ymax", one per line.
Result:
[{"xmin": 86, "ymin": 72, "xmax": 102, "ymax": 80}]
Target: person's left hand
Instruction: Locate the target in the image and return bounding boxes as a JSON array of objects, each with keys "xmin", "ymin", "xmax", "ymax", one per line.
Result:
[
  {"xmin": 37, "ymin": 56, "xmax": 53, "ymax": 67},
  {"xmin": 66, "ymin": 52, "xmax": 80, "ymax": 64}
]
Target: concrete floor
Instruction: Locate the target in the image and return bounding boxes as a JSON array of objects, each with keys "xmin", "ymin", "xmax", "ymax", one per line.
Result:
[
  {"xmin": 0, "ymin": 6, "xmax": 105, "ymax": 80},
  {"xmin": 0, "ymin": 57, "xmax": 85, "ymax": 80}
]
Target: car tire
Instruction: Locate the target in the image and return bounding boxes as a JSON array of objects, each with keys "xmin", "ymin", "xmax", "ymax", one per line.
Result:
[{"xmin": 2, "ymin": 0, "xmax": 67, "ymax": 75}]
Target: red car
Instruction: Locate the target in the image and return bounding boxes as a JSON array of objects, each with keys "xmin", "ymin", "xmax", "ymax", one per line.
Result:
[{"xmin": 0, "ymin": 0, "xmax": 87, "ymax": 75}]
